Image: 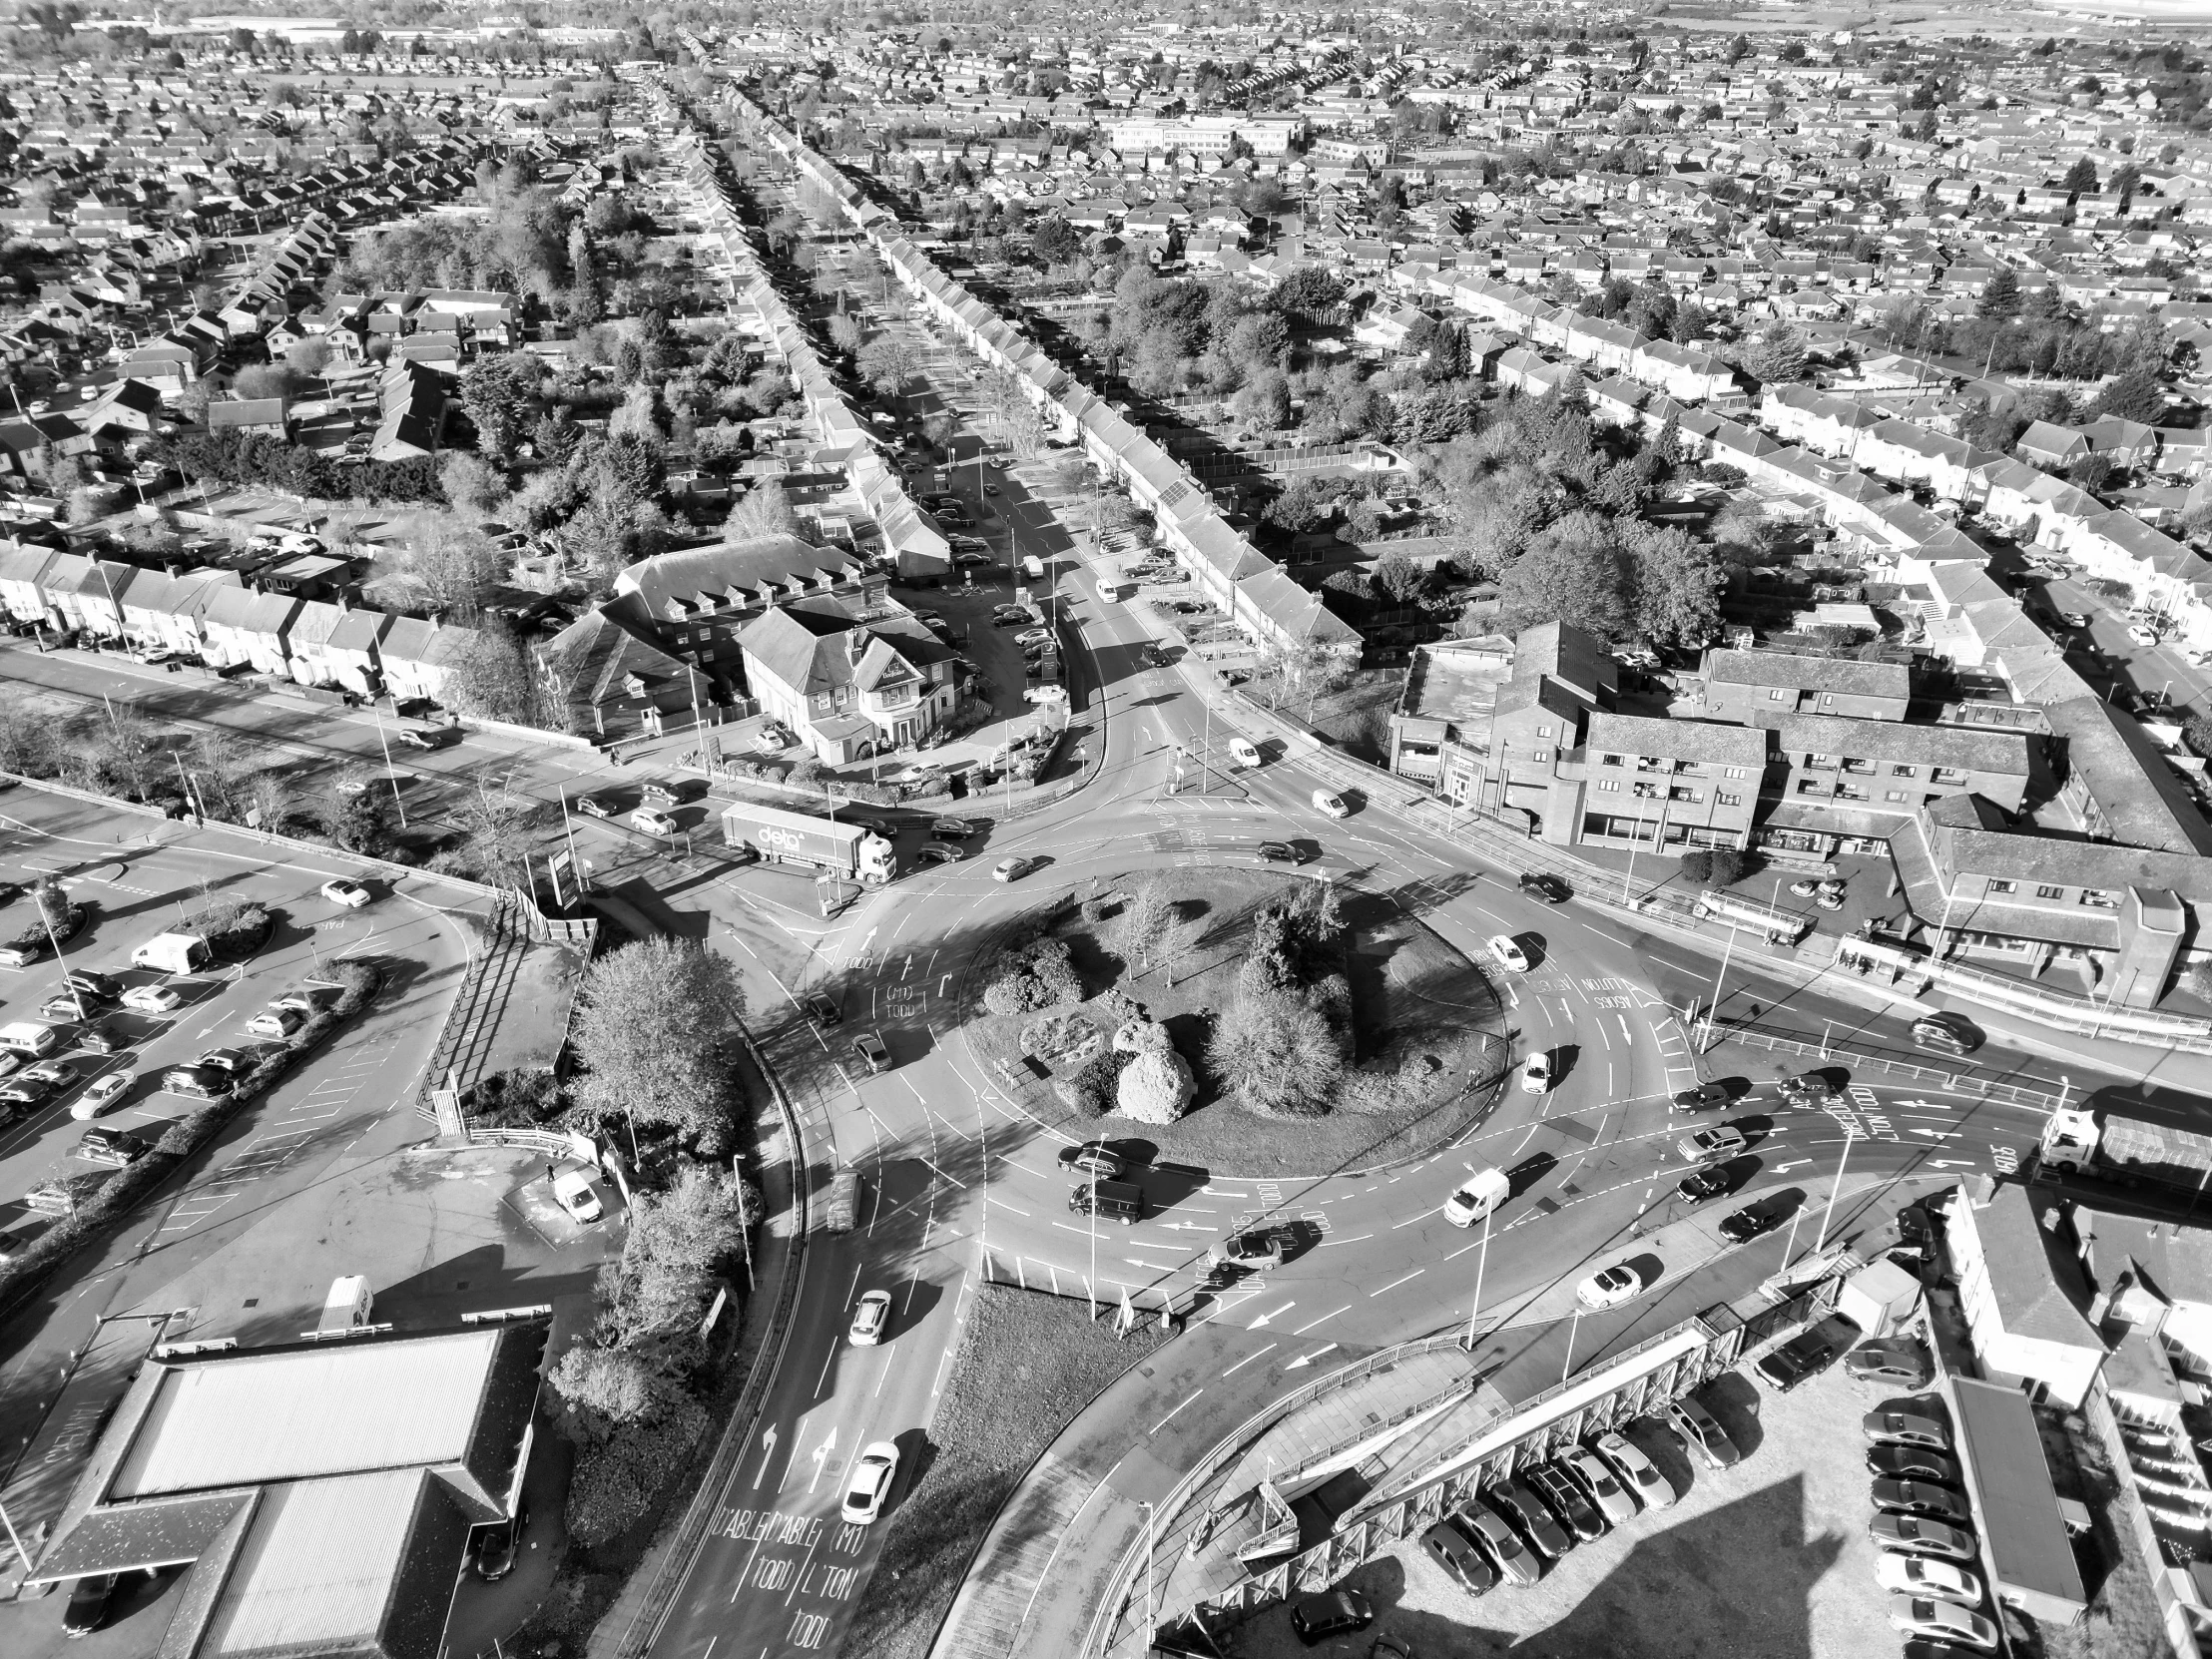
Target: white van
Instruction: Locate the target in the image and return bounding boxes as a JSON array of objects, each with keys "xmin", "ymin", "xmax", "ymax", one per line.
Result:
[
  {"xmin": 0, "ymin": 1020, "xmax": 64, "ymax": 1057},
  {"xmin": 315, "ymin": 1276, "xmax": 373, "ymax": 1337},
  {"xmin": 1230, "ymin": 739, "xmax": 1263, "ymax": 769},
  {"xmin": 1442, "ymin": 1168, "xmax": 1512, "ymax": 1228}
]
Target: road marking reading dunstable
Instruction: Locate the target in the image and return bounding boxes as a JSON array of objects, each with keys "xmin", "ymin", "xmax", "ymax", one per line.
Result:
[{"xmin": 1151, "ymin": 1389, "xmax": 1204, "ymax": 1434}]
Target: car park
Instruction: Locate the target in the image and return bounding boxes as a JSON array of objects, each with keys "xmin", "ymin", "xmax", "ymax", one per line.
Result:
[
  {"xmin": 1311, "ymin": 789, "xmax": 1350, "ymax": 819},
  {"xmin": 630, "ymin": 807, "xmax": 679, "ymax": 836},
  {"xmin": 1663, "ymin": 1393, "xmax": 1744, "ymax": 1468},
  {"xmin": 1521, "ymin": 1052, "xmax": 1553, "ymax": 1094},
  {"xmin": 1873, "ymin": 1480, "xmax": 1970, "ymax": 1524},
  {"xmin": 1718, "ymin": 1205, "xmax": 1782, "ymax": 1245},
  {"xmin": 1591, "ymin": 1430, "xmax": 1676, "ymax": 1510},
  {"xmin": 841, "ymin": 1441, "xmax": 900, "ymax": 1524},
  {"xmin": 1489, "ymin": 1476, "xmax": 1571, "ymax": 1559},
  {"xmin": 1865, "ymin": 1406, "xmax": 1950, "ymax": 1451},
  {"xmin": 72, "ymin": 1071, "xmax": 132, "ymax": 1118},
  {"xmin": 1442, "ymin": 1168, "xmax": 1511, "ymax": 1228},
  {"xmin": 1420, "ymin": 1516, "xmax": 1498, "ymax": 1598},
  {"xmin": 1671, "ymin": 1082, "xmax": 1729, "ymax": 1111},
  {"xmin": 1872, "ymin": 1511, "xmax": 1976, "ymax": 1561},
  {"xmin": 1577, "ymin": 1263, "xmax": 1645, "ymax": 1310},
  {"xmin": 1526, "ymin": 1461, "xmax": 1608, "ymax": 1540},
  {"xmin": 1846, "ymin": 1337, "xmax": 1935, "ymax": 1386},
  {"xmin": 848, "ymin": 1289, "xmax": 891, "ymax": 1347},
  {"xmin": 1289, "ymin": 1587, "xmax": 1374, "ymax": 1646},
  {"xmin": 1518, "ymin": 872, "xmax": 1570, "ymax": 904},
  {"xmin": 1456, "ymin": 1499, "xmax": 1540, "ymax": 1586},
  {"xmin": 1888, "ymin": 1596, "xmax": 1998, "ymax": 1652},
  {"xmin": 1870, "ymin": 1445, "xmax": 1961, "ymax": 1484},
  {"xmin": 1485, "ymin": 934, "xmax": 1529, "ymax": 972},
  {"xmin": 320, "ymin": 878, "xmax": 371, "ymax": 908},
  {"xmin": 1676, "ymin": 1126, "xmax": 1748, "ymax": 1164},
  {"xmin": 852, "ymin": 1031, "xmax": 889, "ymax": 1073}
]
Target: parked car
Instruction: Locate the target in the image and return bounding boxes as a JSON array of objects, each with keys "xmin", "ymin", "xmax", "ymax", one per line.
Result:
[
  {"xmin": 76, "ymin": 1125, "xmax": 147, "ymax": 1167},
  {"xmin": 848, "ymin": 1289, "xmax": 891, "ymax": 1347},
  {"xmin": 1755, "ymin": 1317, "xmax": 1857, "ymax": 1391},
  {"xmin": 0, "ymin": 1075, "xmax": 53, "ymax": 1107},
  {"xmin": 1289, "ymin": 1588, "xmax": 1374, "ymax": 1646},
  {"xmin": 1877, "ymin": 1552, "xmax": 1982, "ymax": 1604},
  {"xmin": 1846, "ymin": 1338, "xmax": 1935, "ymax": 1387},
  {"xmin": 122, "ymin": 982, "xmax": 185, "ymax": 1014},
  {"xmin": 72, "ymin": 1020, "xmax": 124, "ymax": 1057},
  {"xmin": 1864, "ymin": 1406, "xmax": 1951, "ymax": 1451},
  {"xmin": 1420, "ymin": 1516, "xmax": 1499, "ymax": 1598},
  {"xmin": 63, "ymin": 969, "xmax": 119, "ymax": 1002},
  {"xmin": 1455, "ymin": 1498, "xmax": 1540, "ymax": 1586},
  {"xmin": 1871, "ymin": 1511, "xmax": 1977, "ymax": 1562},
  {"xmin": 1591, "ymin": 1429, "xmax": 1677, "ymax": 1510},
  {"xmin": 62, "ymin": 1572, "xmax": 117, "ymax": 1637},
  {"xmin": 1485, "ymin": 934, "xmax": 1529, "ymax": 972},
  {"xmin": 320, "ymin": 877, "xmax": 372, "ymax": 908},
  {"xmin": 1488, "ymin": 1476, "xmax": 1571, "ymax": 1559},
  {"xmin": 1577, "ymin": 1263, "xmax": 1646, "ymax": 1310},
  {"xmin": 245, "ymin": 1007, "xmax": 303, "ymax": 1040},
  {"xmin": 1869, "ymin": 1445, "xmax": 1962, "ymax": 1484},
  {"xmin": 1872, "ymin": 1480, "xmax": 1970, "ymax": 1524},
  {"xmin": 161, "ymin": 1065, "xmax": 230, "ymax": 1099},
  {"xmin": 1677, "ymin": 1166, "xmax": 1734, "ymax": 1205},
  {"xmin": 1526, "ymin": 1461, "xmax": 1608, "ymax": 1540},
  {"xmin": 551, "ymin": 1168, "xmax": 604, "ymax": 1223},
  {"xmin": 1518, "ymin": 872, "xmax": 1570, "ymax": 904},
  {"xmin": 1888, "ymin": 1595, "xmax": 1998, "ymax": 1652},
  {"xmin": 72, "ymin": 1071, "xmax": 132, "ymax": 1119},
  {"xmin": 474, "ymin": 1503, "xmax": 529, "ymax": 1581},
  {"xmin": 840, "ymin": 1441, "xmax": 900, "ymax": 1524},
  {"xmin": 1663, "ymin": 1394, "xmax": 1744, "ymax": 1469},
  {"xmin": 851, "ymin": 1031, "xmax": 889, "ymax": 1073}
]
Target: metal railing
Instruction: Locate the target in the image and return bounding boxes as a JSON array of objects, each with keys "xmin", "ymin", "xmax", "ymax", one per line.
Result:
[{"xmin": 1702, "ymin": 1024, "xmax": 2065, "ymax": 1111}]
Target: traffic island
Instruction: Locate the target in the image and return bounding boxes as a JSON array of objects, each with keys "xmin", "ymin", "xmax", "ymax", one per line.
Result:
[
  {"xmin": 960, "ymin": 868, "xmax": 1509, "ymax": 1179},
  {"xmin": 843, "ymin": 1282, "xmax": 1163, "ymax": 1659}
]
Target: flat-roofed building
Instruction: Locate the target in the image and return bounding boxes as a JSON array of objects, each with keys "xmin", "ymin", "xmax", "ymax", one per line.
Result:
[
  {"xmin": 1698, "ymin": 647, "xmax": 1914, "ymax": 727},
  {"xmin": 1946, "ymin": 1377, "xmax": 2089, "ymax": 1628}
]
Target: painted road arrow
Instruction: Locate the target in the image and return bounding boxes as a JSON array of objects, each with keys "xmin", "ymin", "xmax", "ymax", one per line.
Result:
[
  {"xmin": 1249, "ymin": 1302, "xmax": 1297, "ymax": 1329},
  {"xmin": 752, "ymin": 1423, "xmax": 780, "ymax": 1491},
  {"xmin": 807, "ymin": 1425, "xmax": 838, "ymax": 1493},
  {"xmin": 1286, "ymin": 1344, "xmax": 1340, "ymax": 1371}
]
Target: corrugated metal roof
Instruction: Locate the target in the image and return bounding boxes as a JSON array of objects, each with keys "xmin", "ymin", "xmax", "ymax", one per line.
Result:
[
  {"xmin": 200, "ymin": 1470, "xmax": 430, "ymax": 1656},
  {"xmin": 111, "ymin": 1333, "xmax": 498, "ymax": 1498}
]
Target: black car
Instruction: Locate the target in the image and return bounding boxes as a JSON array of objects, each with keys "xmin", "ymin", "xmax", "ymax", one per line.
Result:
[
  {"xmin": 1526, "ymin": 1462, "xmax": 1607, "ymax": 1541},
  {"xmin": 1257, "ymin": 841, "xmax": 1303, "ymax": 863},
  {"xmin": 1289, "ymin": 1587, "xmax": 1374, "ymax": 1646},
  {"xmin": 1869, "ymin": 1445, "xmax": 1961, "ymax": 1484},
  {"xmin": 62, "ymin": 1571, "xmax": 117, "ymax": 1637},
  {"xmin": 1910, "ymin": 1014, "xmax": 1983, "ymax": 1057},
  {"xmin": 1872, "ymin": 1478, "xmax": 1970, "ymax": 1523},
  {"xmin": 1677, "ymin": 1166, "xmax": 1734, "ymax": 1206},
  {"xmin": 1518, "ymin": 872, "xmax": 1570, "ymax": 904},
  {"xmin": 1489, "ymin": 1476, "xmax": 1571, "ymax": 1559},
  {"xmin": 1719, "ymin": 1205, "xmax": 1781, "ymax": 1245},
  {"xmin": 804, "ymin": 992, "xmax": 841, "ymax": 1027},
  {"xmin": 64, "ymin": 969, "xmax": 121, "ymax": 1002},
  {"xmin": 1756, "ymin": 1324, "xmax": 1847, "ymax": 1391},
  {"xmin": 475, "ymin": 1502, "xmax": 529, "ymax": 1580},
  {"xmin": 1672, "ymin": 1083, "xmax": 1730, "ymax": 1110}
]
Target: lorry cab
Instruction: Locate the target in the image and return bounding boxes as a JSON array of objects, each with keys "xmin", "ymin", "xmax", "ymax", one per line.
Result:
[{"xmin": 1068, "ymin": 1179, "xmax": 1144, "ymax": 1226}]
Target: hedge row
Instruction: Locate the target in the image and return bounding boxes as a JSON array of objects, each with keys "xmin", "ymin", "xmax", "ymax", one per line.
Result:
[{"xmin": 0, "ymin": 960, "xmax": 384, "ymax": 1332}]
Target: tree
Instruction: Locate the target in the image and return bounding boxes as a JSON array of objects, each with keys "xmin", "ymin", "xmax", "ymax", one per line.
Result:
[
  {"xmin": 1372, "ymin": 551, "xmax": 1424, "ymax": 604},
  {"xmin": 459, "ymin": 351, "xmax": 541, "ymax": 462},
  {"xmin": 1495, "ymin": 513, "xmax": 1633, "ymax": 639},
  {"xmin": 856, "ymin": 334, "xmax": 917, "ymax": 397},
  {"xmin": 1976, "ymin": 268, "xmax": 2021, "ymax": 320},
  {"xmin": 2061, "ymin": 157, "xmax": 2099, "ymax": 195},
  {"xmin": 571, "ymin": 936, "xmax": 745, "ymax": 1155},
  {"xmin": 726, "ymin": 479, "xmax": 800, "ymax": 541},
  {"xmin": 2091, "ymin": 366, "xmax": 2166, "ymax": 424},
  {"xmin": 321, "ymin": 789, "xmax": 389, "ymax": 855},
  {"xmin": 1208, "ymin": 988, "xmax": 1343, "ymax": 1117},
  {"xmin": 439, "ymin": 452, "xmax": 508, "ymax": 518},
  {"xmin": 1272, "ymin": 266, "xmax": 1348, "ymax": 322},
  {"xmin": 1031, "ymin": 214, "xmax": 1078, "ymax": 266},
  {"xmin": 1114, "ymin": 879, "xmax": 1172, "ymax": 973},
  {"xmin": 1747, "ymin": 322, "xmax": 1809, "ymax": 384},
  {"xmin": 1117, "ymin": 1042, "xmax": 1195, "ymax": 1124},
  {"xmin": 1624, "ymin": 522, "xmax": 1724, "ymax": 649},
  {"xmin": 444, "ymin": 618, "xmax": 553, "ymax": 727}
]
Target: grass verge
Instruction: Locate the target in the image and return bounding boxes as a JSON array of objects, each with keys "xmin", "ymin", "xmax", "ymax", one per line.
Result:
[{"xmin": 845, "ymin": 1283, "xmax": 1157, "ymax": 1659}]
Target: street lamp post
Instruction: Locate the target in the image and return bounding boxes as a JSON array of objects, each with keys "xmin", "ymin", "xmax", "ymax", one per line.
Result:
[
  {"xmin": 1463, "ymin": 1202, "xmax": 1493, "ymax": 1351},
  {"xmin": 1699, "ymin": 915, "xmax": 1743, "ymax": 1049},
  {"xmin": 1561, "ymin": 1306, "xmax": 1584, "ymax": 1386},
  {"xmin": 1815, "ymin": 1126, "xmax": 1857, "ymax": 1256},
  {"xmin": 367, "ymin": 701, "xmax": 407, "ymax": 830}
]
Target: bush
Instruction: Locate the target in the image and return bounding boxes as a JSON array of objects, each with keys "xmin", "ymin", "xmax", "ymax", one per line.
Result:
[
  {"xmin": 178, "ymin": 898, "xmax": 272, "ymax": 959},
  {"xmin": 1116, "ymin": 1044, "xmax": 1194, "ymax": 1124},
  {"xmin": 1055, "ymin": 1049, "xmax": 1127, "ymax": 1117},
  {"xmin": 1079, "ymin": 895, "xmax": 1112, "ymax": 925},
  {"xmin": 1684, "ymin": 847, "xmax": 1749, "ymax": 886},
  {"xmin": 1019, "ymin": 1010, "xmax": 1102, "ymax": 1067},
  {"xmin": 1679, "ymin": 848, "xmax": 1713, "ymax": 884},
  {"xmin": 985, "ymin": 972, "xmax": 1050, "ymax": 1016}
]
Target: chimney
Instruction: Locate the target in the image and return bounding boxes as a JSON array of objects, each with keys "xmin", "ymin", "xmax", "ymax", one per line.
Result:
[{"xmin": 846, "ymin": 627, "xmax": 868, "ymax": 665}]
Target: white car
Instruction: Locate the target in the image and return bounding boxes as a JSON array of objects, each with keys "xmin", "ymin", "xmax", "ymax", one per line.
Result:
[
  {"xmin": 1877, "ymin": 1552, "xmax": 1983, "ymax": 1604},
  {"xmin": 1576, "ymin": 1262, "xmax": 1647, "ymax": 1310},
  {"xmin": 1311, "ymin": 789, "xmax": 1350, "ymax": 819},
  {"xmin": 122, "ymin": 983, "xmax": 184, "ymax": 1013},
  {"xmin": 2128, "ymin": 623, "xmax": 2160, "ymax": 646},
  {"xmin": 320, "ymin": 878, "xmax": 371, "ymax": 908},
  {"xmin": 551, "ymin": 1167, "xmax": 604, "ymax": 1224},
  {"xmin": 1561, "ymin": 1445, "xmax": 1639, "ymax": 1527},
  {"xmin": 630, "ymin": 807, "xmax": 679, "ymax": 836},
  {"xmin": 1486, "ymin": 934, "xmax": 1529, "ymax": 972},
  {"xmin": 1441, "ymin": 1168, "xmax": 1510, "ymax": 1228},
  {"xmin": 246, "ymin": 1007, "xmax": 304, "ymax": 1040},
  {"xmin": 1591, "ymin": 1429, "xmax": 1677, "ymax": 1510},
  {"xmin": 1888, "ymin": 1594, "xmax": 1998, "ymax": 1652},
  {"xmin": 1229, "ymin": 739, "xmax": 1263, "ymax": 768},
  {"xmin": 848, "ymin": 1289, "xmax": 891, "ymax": 1347},
  {"xmin": 71, "ymin": 1071, "xmax": 132, "ymax": 1119},
  {"xmin": 1520, "ymin": 1052, "xmax": 1552, "ymax": 1094},
  {"xmin": 841, "ymin": 1440, "xmax": 900, "ymax": 1523},
  {"xmin": 992, "ymin": 856, "xmax": 1033, "ymax": 882}
]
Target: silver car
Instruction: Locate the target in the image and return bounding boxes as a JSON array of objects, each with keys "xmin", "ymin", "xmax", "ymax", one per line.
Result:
[
  {"xmin": 1591, "ymin": 1429, "xmax": 1677, "ymax": 1510},
  {"xmin": 1561, "ymin": 1446, "xmax": 1639, "ymax": 1526}
]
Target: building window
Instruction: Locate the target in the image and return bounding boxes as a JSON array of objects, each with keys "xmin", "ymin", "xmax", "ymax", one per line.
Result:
[
  {"xmin": 1531, "ymin": 747, "xmax": 1553, "ymax": 763},
  {"xmin": 1724, "ymin": 767, "xmax": 1747, "ymax": 780},
  {"xmin": 1537, "ymin": 724, "xmax": 1553, "ymax": 739},
  {"xmin": 1886, "ymin": 791, "xmax": 1908, "ymax": 803},
  {"xmin": 1717, "ymin": 791, "xmax": 1742, "ymax": 807},
  {"xmin": 1891, "ymin": 765, "xmax": 1916, "ymax": 778},
  {"xmin": 1796, "ymin": 779, "xmax": 1823, "ymax": 795},
  {"xmin": 2035, "ymin": 884, "xmax": 2062, "ymax": 899},
  {"xmin": 1769, "ymin": 688, "xmax": 1788, "ymax": 701},
  {"xmin": 1601, "ymin": 753, "xmax": 1622, "ymax": 767},
  {"xmin": 2079, "ymin": 889, "xmax": 2118, "ymax": 909},
  {"xmin": 1594, "ymin": 778, "xmax": 1619, "ymax": 792}
]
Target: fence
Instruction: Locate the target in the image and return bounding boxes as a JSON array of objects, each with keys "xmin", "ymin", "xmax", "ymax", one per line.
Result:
[
  {"xmin": 2083, "ymin": 1381, "xmax": 2209, "ymax": 1659},
  {"xmin": 1703, "ymin": 1023, "xmax": 2065, "ymax": 1111},
  {"xmin": 1837, "ymin": 936, "xmax": 2212, "ymax": 1052},
  {"xmin": 1133, "ymin": 1281, "xmax": 1842, "ymax": 1650}
]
